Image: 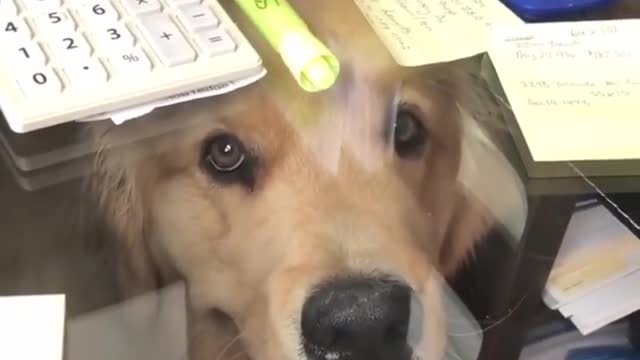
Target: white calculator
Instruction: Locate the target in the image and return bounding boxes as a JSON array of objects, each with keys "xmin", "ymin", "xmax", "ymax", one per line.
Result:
[{"xmin": 0, "ymin": 0, "xmax": 264, "ymax": 133}]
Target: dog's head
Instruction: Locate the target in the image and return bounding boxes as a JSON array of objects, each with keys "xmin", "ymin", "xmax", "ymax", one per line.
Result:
[{"xmin": 91, "ymin": 1, "xmax": 526, "ymax": 359}]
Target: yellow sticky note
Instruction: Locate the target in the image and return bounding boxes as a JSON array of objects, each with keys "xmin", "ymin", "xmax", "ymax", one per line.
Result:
[
  {"xmin": 489, "ymin": 19, "xmax": 640, "ymax": 161},
  {"xmin": 352, "ymin": 0, "xmax": 523, "ymax": 66}
]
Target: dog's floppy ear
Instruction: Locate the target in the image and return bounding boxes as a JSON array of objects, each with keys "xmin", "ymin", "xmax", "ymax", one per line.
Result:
[
  {"xmin": 92, "ymin": 140, "xmax": 162, "ymax": 298},
  {"xmin": 438, "ymin": 100, "xmax": 527, "ymax": 276},
  {"xmin": 438, "ymin": 187, "xmax": 494, "ymax": 277}
]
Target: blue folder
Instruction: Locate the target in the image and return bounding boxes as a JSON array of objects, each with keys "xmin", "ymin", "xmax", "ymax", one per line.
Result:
[{"xmin": 502, "ymin": 0, "xmax": 620, "ymax": 21}]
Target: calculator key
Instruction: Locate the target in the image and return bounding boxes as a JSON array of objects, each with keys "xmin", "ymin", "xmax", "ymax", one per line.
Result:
[
  {"xmin": 21, "ymin": 0, "xmax": 61, "ymax": 11},
  {"xmin": 138, "ymin": 13, "xmax": 196, "ymax": 66},
  {"xmin": 77, "ymin": 1, "xmax": 119, "ymax": 26},
  {"xmin": 62, "ymin": 58, "xmax": 108, "ymax": 88},
  {"xmin": 194, "ymin": 28, "xmax": 236, "ymax": 56},
  {"xmin": 34, "ymin": 10, "xmax": 77, "ymax": 33},
  {"xmin": 48, "ymin": 31, "xmax": 92, "ymax": 59},
  {"xmin": 121, "ymin": 0, "xmax": 162, "ymax": 14},
  {"xmin": 176, "ymin": 4, "xmax": 219, "ymax": 30},
  {"xmin": 1, "ymin": 17, "xmax": 32, "ymax": 42},
  {"xmin": 7, "ymin": 42, "xmax": 47, "ymax": 66},
  {"xmin": 16, "ymin": 66, "xmax": 62, "ymax": 97},
  {"xmin": 108, "ymin": 47, "xmax": 152, "ymax": 76},
  {"xmin": 172, "ymin": 0, "xmax": 200, "ymax": 5},
  {"xmin": 91, "ymin": 23, "xmax": 135, "ymax": 50},
  {"xmin": 0, "ymin": 0, "xmax": 18, "ymax": 16}
]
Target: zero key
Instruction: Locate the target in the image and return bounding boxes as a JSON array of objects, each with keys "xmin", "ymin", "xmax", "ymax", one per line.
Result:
[{"xmin": 16, "ymin": 66, "xmax": 63, "ymax": 98}]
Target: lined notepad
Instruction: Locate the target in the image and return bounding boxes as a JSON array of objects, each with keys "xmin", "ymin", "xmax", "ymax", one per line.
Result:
[
  {"xmin": 489, "ymin": 19, "xmax": 640, "ymax": 162},
  {"xmin": 353, "ymin": 0, "xmax": 523, "ymax": 66}
]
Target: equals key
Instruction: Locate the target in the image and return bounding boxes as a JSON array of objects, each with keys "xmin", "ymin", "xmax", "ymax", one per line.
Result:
[{"xmin": 195, "ymin": 29, "xmax": 237, "ymax": 56}]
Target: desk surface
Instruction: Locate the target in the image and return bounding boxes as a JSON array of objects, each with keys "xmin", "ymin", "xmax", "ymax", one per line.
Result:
[{"xmin": 0, "ymin": 2, "xmax": 639, "ymax": 360}]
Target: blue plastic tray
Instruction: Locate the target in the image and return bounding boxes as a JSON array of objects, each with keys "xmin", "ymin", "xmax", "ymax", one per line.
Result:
[
  {"xmin": 566, "ymin": 346, "xmax": 640, "ymax": 360},
  {"xmin": 501, "ymin": 0, "xmax": 620, "ymax": 21}
]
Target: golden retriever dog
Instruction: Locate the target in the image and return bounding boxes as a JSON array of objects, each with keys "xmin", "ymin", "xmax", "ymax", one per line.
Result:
[{"xmin": 91, "ymin": 1, "xmax": 526, "ymax": 359}]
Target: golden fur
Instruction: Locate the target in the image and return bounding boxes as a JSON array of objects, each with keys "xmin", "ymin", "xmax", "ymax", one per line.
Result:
[{"xmin": 90, "ymin": 1, "xmax": 526, "ymax": 359}]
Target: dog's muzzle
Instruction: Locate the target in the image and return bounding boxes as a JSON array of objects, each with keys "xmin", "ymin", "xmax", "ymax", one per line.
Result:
[{"xmin": 301, "ymin": 275, "xmax": 417, "ymax": 360}]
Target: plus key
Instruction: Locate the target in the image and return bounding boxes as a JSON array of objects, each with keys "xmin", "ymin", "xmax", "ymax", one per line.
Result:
[{"xmin": 139, "ymin": 13, "xmax": 195, "ymax": 66}]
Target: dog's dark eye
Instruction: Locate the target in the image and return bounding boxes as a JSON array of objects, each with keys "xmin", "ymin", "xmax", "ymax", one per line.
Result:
[
  {"xmin": 206, "ymin": 134, "xmax": 246, "ymax": 172},
  {"xmin": 201, "ymin": 133, "xmax": 256, "ymax": 188},
  {"xmin": 393, "ymin": 108, "xmax": 427, "ymax": 158}
]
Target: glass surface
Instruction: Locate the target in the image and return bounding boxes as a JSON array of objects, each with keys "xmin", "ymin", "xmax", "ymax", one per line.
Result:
[{"xmin": 1, "ymin": 1, "xmax": 639, "ymax": 360}]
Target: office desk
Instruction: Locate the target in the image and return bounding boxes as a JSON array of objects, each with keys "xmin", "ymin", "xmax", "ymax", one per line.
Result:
[
  {"xmin": 454, "ymin": 120, "xmax": 640, "ymax": 360},
  {"xmin": 453, "ymin": 3, "xmax": 640, "ymax": 359},
  {"xmin": 0, "ymin": 2, "xmax": 638, "ymax": 359}
]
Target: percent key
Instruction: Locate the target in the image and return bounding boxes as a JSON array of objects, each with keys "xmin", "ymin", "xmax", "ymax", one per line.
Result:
[{"xmin": 109, "ymin": 47, "xmax": 152, "ymax": 77}]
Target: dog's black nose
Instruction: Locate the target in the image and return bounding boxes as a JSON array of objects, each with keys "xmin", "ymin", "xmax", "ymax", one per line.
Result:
[{"xmin": 301, "ymin": 276, "xmax": 415, "ymax": 360}]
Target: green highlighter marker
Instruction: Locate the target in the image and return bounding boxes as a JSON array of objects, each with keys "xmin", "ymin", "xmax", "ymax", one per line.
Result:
[{"xmin": 233, "ymin": 0, "xmax": 340, "ymax": 92}]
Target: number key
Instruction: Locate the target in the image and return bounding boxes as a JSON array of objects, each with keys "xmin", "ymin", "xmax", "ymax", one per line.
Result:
[
  {"xmin": 77, "ymin": 1, "xmax": 120, "ymax": 26},
  {"xmin": 47, "ymin": 31, "xmax": 92, "ymax": 60},
  {"xmin": 1, "ymin": 17, "xmax": 32, "ymax": 43},
  {"xmin": 34, "ymin": 10, "xmax": 77, "ymax": 33},
  {"xmin": 90, "ymin": 23, "xmax": 135, "ymax": 50},
  {"xmin": 16, "ymin": 66, "xmax": 63, "ymax": 98},
  {"xmin": 6, "ymin": 42, "xmax": 47, "ymax": 66}
]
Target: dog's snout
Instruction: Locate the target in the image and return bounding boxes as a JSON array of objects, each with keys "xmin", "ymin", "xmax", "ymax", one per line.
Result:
[{"xmin": 301, "ymin": 276, "xmax": 415, "ymax": 360}]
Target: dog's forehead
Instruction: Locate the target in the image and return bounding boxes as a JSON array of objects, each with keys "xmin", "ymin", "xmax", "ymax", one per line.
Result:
[
  {"xmin": 217, "ymin": 0, "xmax": 424, "ymax": 166},
  {"xmin": 227, "ymin": 0, "xmax": 399, "ymax": 84},
  {"xmin": 210, "ymin": 72, "xmax": 394, "ymax": 174}
]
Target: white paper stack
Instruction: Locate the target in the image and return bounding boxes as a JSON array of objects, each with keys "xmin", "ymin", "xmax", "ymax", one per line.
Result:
[
  {"xmin": 543, "ymin": 199, "xmax": 640, "ymax": 335},
  {"xmin": 0, "ymin": 283, "xmax": 187, "ymax": 360},
  {"xmin": 0, "ymin": 294, "xmax": 66, "ymax": 360}
]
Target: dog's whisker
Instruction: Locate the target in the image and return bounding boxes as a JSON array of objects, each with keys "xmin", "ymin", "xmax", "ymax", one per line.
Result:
[
  {"xmin": 215, "ymin": 331, "xmax": 246, "ymax": 360},
  {"xmin": 227, "ymin": 350, "xmax": 250, "ymax": 360},
  {"xmin": 445, "ymin": 348, "xmax": 464, "ymax": 360},
  {"xmin": 447, "ymin": 292, "xmax": 528, "ymax": 337}
]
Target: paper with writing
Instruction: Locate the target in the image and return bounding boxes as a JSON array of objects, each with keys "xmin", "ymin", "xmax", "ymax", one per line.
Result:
[
  {"xmin": 352, "ymin": 0, "xmax": 523, "ymax": 66},
  {"xmin": 489, "ymin": 19, "xmax": 640, "ymax": 162}
]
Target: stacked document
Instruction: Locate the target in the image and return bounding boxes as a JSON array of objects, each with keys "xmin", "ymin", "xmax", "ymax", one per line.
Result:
[{"xmin": 543, "ymin": 199, "xmax": 640, "ymax": 335}]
